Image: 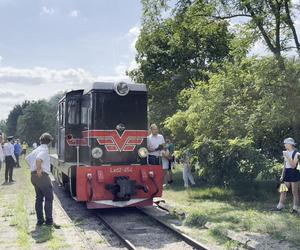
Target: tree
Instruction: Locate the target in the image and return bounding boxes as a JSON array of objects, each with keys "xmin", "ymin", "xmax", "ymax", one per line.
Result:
[
  {"xmin": 176, "ymin": 0, "xmax": 300, "ymax": 69},
  {"xmin": 17, "ymin": 101, "xmax": 49, "ymax": 145},
  {"xmin": 130, "ymin": 0, "xmax": 233, "ymax": 124},
  {"xmin": 0, "ymin": 120, "xmax": 6, "ymax": 134},
  {"xmin": 15, "ymin": 93, "xmax": 63, "ymax": 145},
  {"xmin": 6, "ymin": 101, "xmax": 30, "ymax": 136},
  {"xmin": 165, "ymin": 57, "xmax": 300, "ymax": 159}
]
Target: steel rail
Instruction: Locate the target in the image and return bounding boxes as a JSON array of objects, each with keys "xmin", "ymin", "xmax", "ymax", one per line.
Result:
[
  {"xmin": 137, "ymin": 208, "xmax": 209, "ymax": 250},
  {"xmin": 94, "ymin": 212, "xmax": 137, "ymax": 250}
]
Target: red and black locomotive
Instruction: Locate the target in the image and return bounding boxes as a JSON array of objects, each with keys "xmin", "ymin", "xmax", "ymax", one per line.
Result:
[{"xmin": 50, "ymin": 82, "xmax": 164, "ymax": 208}]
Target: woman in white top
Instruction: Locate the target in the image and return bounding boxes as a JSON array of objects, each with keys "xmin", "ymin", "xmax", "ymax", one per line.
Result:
[{"xmin": 275, "ymin": 138, "xmax": 299, "ymax": 214}]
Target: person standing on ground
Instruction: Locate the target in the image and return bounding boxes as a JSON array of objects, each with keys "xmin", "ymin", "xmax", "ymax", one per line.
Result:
[
  {"xmin": 3, "ymin": 136, "xmax": 17, "ymax": 184},
  {"xmin": 0, "ymin": 133, "xmax": 4, "ymax": 171},
  {"xmin": 147, "ymin": 124, "xmax": 165, "ymax": 165},
  {"xmin": 14, "ymin": 139, "xmax": 22, "ymax": 168},
  {"xmin": 181, "ymin": 150, "xmax": 196, "ymax": 188},
  {"xmin": 22, "ymin": 141, "xmax": 28, "ymax": 158},
  {"xmin": 166, "ymin": 138, "xmax": 175, "ymax": 184},
  {"xmin": 161, "ymin": 143, "xmax": 170, "ymax": 186},
  {"xmin": 26, "ymin": 133, "xmax": 60, "ymax": 228},
  {"xmin": 274, "ymin": 138, "xmax": 299, "ymax": 214}
]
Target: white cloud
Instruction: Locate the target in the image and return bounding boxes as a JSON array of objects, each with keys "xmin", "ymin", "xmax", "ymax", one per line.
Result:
[
  {"xmin": 126, "ymin": 26, "xmax": 140, "ymax": 52},
  {"xmin": 114, "ymin": 60, "xmax": 138, "ymax": 76},
  {"xmin": 0, "ymin": 91, "xmax": 25, "ymax": 99},
  {"xmin": 40, "ymin": 6, "xmax": 55, "ymax": 16},
  {"xmin": 0, "ymin": 66, "xmax": 132, "ymax": 120},
  {"xmin": 113, "ymin": 26, "xmax": 141, "ymax": 76},
  {"xmin": 69, "ymin": 10, "xmax": 79, "ymax": 18},
  {"xmin": 0, "ymin": 56, "xmax": 3, "ymax": 64}
]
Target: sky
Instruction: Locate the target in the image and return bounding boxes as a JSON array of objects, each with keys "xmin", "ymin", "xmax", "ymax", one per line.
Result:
[
  {"xmin": 0, "ymin": 0, "xmax": 300, "ymax": 120},
  {"xmin": 0, "ymin": 0, "xmax": 142, "ymax": 120}
]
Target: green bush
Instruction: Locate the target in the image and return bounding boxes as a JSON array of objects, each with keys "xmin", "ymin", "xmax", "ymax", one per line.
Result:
[{"xmin": 195, "ymin": 138, "xmax": 268, "ymax": 186}]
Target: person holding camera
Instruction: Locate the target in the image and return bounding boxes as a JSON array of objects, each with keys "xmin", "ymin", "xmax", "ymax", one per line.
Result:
[
  {"xmin": 274, "ymin": 138, "xmax": 299, "ymax": 214},
  {"xmin": 147, "ymin": 124, "xmax": 165, "ymax": 165}
]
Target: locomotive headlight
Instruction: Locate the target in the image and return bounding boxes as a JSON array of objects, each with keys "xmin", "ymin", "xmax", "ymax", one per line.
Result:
[
  {"xmin": 138, "ymin": 147, "xmax": 148, "ymax": 158},
  {"xmin": 114, "ymin": 81, "xmax": 129, "ymax": 96},
  {"xmin": 92, "ymin": 147, "xmax": 103, "ymax": 159}
]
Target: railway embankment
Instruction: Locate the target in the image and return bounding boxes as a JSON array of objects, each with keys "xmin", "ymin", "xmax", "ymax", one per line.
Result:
[{"xmin": 161, "ymin": 168, "xmax": 300, "ymax": 250}]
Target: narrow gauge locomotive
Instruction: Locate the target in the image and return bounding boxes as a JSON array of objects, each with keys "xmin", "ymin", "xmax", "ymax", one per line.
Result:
[{"xmin": 50, "ymin": 82, "xmax": 164, "ymax": 208}]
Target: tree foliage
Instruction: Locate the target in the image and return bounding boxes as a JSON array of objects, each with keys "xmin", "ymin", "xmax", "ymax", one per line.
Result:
[
  {"xmin": 3, "ymin": 93, "xmax": 63, "ymax": 145},
  {"xmin": 165, "ymin": 57, "xmax": 300, "ymax": 182},
  {"xmin": 130, "ymin": 0, "xmax": 234, "ymax": 124}
]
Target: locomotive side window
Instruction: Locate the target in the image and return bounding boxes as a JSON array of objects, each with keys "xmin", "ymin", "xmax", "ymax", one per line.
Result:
[
  {"xmin": 59, "ymin": 101, "xmax": 65, "ymax": 126},
  {"xmin": 67, "ymin": 99, "xmax": 80, "ymax": 125},
  {"xmin": 81, "ymin": 96, "xmax": 90, "ymax": 125}
]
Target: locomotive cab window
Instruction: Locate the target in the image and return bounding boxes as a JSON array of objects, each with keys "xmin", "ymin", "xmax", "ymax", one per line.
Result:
[
  {"xmin": 59, "ymin": 101, "xmax": 65, "ymax": 126},
  {"xmin": 67, "ymin": 99, "xmax": 80, "ymax": 125},
  {"xmin": 81, "ymin": 96, "xmax": 90, "ymax": 125}
]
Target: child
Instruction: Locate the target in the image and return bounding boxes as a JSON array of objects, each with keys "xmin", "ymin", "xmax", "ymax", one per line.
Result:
[
  {"xmin": 161, "ymin": 143, "xmax": 170, "ymax": 186},
  {"xmin": 181, "ymin": 150, "xmax": 196, "ymax": 188},
  {"xmin": 274, "ymin": 137, "xmax": 299, "ymax": 214}
]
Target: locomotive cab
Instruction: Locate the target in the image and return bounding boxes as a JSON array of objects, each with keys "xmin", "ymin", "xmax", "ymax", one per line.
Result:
[{"xmin": 51, "ymin": 82, "xmax": 163, "ymax": 208}]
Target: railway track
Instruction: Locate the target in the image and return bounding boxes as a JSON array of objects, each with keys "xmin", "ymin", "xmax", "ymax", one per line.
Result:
[{"xmin": 95, "ymin": 207, "xmax": 209, "ymax": 250}]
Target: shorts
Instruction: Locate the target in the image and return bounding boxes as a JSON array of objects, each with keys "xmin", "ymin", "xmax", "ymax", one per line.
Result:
[
  {"xmin": 22, "ymin": 149, "xmax": 27, "ymax": 155},
  {"xmin": 283, "ymin": 168, "xmax": 300, "ymax": 182}
]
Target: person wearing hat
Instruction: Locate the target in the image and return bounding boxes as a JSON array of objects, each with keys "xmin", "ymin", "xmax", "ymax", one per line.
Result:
[
  {"xmin": 274, "ymin": 137, "xmax": 299, "ymax": 214},
  {"xmin": 25, "ymin": 133, "xmax": 60, "ymax": 228},
  {"xmin": 3, "ymin": 136, "xmax": 17, "ymax": 183}
]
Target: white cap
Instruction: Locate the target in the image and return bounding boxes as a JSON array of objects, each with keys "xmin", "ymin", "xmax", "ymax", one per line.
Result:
[{"xmin": 283, "ymin": 137, "xmax": 296, "ymax": 146}]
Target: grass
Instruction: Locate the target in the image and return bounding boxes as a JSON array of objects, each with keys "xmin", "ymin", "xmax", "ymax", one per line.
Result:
[
  {"xmin": 1, "ymin": 157, "xmax": 69, "ymax": 249},
  {"xmin": 10, "ymin": 188, "xmax": 31, "ymax": 249},
  {"xmin": 162, "ymin": 167, "xmax": 300, "ymax": 247}
]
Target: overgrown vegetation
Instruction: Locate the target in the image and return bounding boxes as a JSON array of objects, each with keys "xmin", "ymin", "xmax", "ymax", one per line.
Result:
[
  {"xmin": 163, "ymin": 169, "xmax": 300, "ymax": 247},
  {"xmin": 130, "ymin": 0, "xmax": 300, "ymax": 185}
]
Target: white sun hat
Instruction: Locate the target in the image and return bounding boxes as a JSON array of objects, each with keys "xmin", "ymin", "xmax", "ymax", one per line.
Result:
[{"xmin": 283, "ymin": 137, "xmax": 296, "ymax": 146}]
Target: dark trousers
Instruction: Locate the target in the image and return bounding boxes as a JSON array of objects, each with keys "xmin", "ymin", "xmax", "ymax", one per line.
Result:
[
  {"xmin": 15, "ymin": 154, "xmax": 20, "ymax": 167},
  {"xmin": 31, "ymin": 172, "xmax": 54, "ymax": 224},
  {"xmin": 148, "ymin": 155, "xmax": 161, "ymax": 165},
  {"xmin": 5, "ymin": 156, "xmax": 14, "ymax": 182}
]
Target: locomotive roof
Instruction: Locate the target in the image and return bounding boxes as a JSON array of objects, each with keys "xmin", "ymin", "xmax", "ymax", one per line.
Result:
[{"xmin": 83, "ymin": 81, "xmax": 147, "ymax": 94}]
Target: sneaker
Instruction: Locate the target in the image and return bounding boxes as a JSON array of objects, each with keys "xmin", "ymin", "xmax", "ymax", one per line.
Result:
[
  {"xmin": 9, "ymin": 180, "xmax": 16, "ymax": 183},
  {"xmin": 46, "ymin": 222, "xmax": 61, "ymax": 229},
  {"xmin": 291, "ymin": 209, "xmax": 298, "ymax": 215}
]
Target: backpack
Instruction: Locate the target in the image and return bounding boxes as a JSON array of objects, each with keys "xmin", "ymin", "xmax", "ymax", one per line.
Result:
[{"xmin": 292, "ymin": 150, "xmax": 298, "ymax": 169}]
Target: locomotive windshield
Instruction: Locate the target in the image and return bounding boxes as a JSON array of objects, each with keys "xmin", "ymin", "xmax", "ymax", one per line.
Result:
[{"xmin": 93, "ymin": 91, "xmax": 147, "ymax": 129}]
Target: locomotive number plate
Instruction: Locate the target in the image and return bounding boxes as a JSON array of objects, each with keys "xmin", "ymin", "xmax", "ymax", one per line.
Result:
[{"xmin": 110, "ymin": 167, "xmax": 133, "ymax": 173}]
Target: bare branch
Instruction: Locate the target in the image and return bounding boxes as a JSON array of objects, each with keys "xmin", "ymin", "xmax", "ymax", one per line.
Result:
[{"xmin": 283, "ymin": 0, "xmax": 300, "ymax": 54}]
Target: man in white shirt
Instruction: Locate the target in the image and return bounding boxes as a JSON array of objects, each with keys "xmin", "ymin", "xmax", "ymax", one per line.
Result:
[
  {"xmin": 26, "ymin": 133, "xmax": 59, "ymax": 228},
  {"xmin": 3, "ymin": 136, "xmax": 17, "ymax": 183},
  {"xmin": 0, "ymin": 133, "xmax": 4, "ymax": 170},
  {"xmin": 147, "ymin": 124, "xmax": 165, "ymax": 165}
]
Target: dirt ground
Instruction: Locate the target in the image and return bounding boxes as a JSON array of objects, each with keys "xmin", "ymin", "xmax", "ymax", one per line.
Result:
[{"xmin": 0, "ymin": 159, "xmax": 115, "ymax": 250}]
